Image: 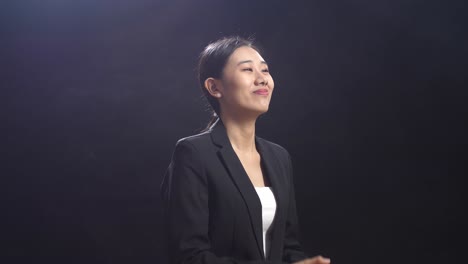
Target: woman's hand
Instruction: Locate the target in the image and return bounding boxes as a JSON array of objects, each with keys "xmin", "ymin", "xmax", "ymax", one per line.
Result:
[{"xmin": 293, "ymin": 255, "xmax": 331, "ymax": 264}]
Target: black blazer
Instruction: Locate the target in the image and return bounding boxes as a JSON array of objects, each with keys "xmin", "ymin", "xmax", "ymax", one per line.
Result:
[{"xmin": 161, "ymin": 119, "xmax": 308, "ymax": 264}]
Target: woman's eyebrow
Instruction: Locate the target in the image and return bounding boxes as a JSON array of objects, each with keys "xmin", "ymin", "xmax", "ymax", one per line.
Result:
[{"xmin": 237, "ymin": 60, "xmax": 268, "ymax": 66}]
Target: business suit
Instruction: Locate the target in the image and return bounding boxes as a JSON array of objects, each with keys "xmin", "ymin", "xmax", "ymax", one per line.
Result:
[{"xmin": 161, "ymin": 119, "xmax": 308, "ymax": 264}]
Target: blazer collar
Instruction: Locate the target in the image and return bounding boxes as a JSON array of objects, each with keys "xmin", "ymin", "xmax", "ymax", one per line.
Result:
[{"xmin": 209, "ymin": 118, "xmax": 286, "ymax": 260}]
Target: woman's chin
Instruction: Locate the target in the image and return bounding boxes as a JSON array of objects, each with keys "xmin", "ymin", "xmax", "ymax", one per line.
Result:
[
  {"xmin": 229, "ymin": 105, "xmax": 270, "ymax": 119},
  {"xmin": 252, "ymin": 106, "xmax": 270, "ymax": 116}
]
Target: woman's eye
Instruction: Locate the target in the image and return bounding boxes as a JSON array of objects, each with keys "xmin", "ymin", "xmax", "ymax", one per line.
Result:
[
  {"xmin": 242, "ymin": 68, "xmax": 253, "ymax": 72},
  {"xmin": 262, "ymin": 68, "xmax": 270, "ymax": 73}
]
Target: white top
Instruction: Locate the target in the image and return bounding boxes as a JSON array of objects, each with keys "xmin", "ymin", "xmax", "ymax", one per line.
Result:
[{"xmin": 254, "ymin": 186, "xmax": 277, "ymax": 258}]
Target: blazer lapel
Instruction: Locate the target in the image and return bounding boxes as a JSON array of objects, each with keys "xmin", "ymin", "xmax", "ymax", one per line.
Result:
[
  {"xmin": 210, "ymin": 119, "xmax": 265, "ymax": 258},
  {"xmin": 256, "ymin": 137, "xmax": 287, "ymax": 260}
]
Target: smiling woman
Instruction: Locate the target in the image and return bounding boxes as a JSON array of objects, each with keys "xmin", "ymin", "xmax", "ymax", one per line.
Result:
[
  {"xmin": 205, "ymin": 45, "xmax": 274, "ymax": 121},
  {"xmin": 197, "ymin": 37, "xmax": 272, "ymax": 130},
  {"xmin": 160, "ymin": 36, "xmax": 330, "ymax": 264}
]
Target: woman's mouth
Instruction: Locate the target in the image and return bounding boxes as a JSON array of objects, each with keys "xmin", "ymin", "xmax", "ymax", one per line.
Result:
[{"xmin": 253, "ymin": 89, "xmax": 269, "ymax": 96}]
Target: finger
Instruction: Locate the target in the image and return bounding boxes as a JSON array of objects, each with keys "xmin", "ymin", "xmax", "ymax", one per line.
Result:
[{"xmin": 307, "ymin": 255, "xmax": 331, "ymax": 264}]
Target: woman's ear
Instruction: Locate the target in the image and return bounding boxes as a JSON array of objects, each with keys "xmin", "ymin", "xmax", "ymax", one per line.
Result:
[{"xmin": 204, "ymin": 78, "xmax": 222, "ymax": 98}]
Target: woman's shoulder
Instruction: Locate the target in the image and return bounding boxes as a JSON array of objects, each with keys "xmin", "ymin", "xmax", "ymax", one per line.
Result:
[
  {"xmin": 174, "ymin": 130, "xmax": 212, "ymax": 150},
  {"xmin": 256, "ymin": 136, "xmax": 291, "ymax": 159}
]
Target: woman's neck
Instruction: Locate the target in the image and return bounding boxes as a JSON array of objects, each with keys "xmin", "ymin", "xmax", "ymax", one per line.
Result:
[{"xmin": 220, "ymin": 113, "xmax": 257, "ymax": 154}]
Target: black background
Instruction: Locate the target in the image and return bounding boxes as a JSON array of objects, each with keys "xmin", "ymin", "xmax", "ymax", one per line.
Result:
[{"xmin": 2, "ymin": 0, "xmax": 466, "ymax": 263}]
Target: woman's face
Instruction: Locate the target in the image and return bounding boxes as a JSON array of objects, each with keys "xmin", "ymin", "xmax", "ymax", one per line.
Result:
[{"xmin": 218, "ymin": 46, "xmax": 274, "ymax": 118}]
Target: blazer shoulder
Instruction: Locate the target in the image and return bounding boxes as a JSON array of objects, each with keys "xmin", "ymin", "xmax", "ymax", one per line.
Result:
[
  {"xmin": 175, "ymin": 130, "xmax": 211, "ymax": 148},
  {"xmin": 256, "ymin": 136, "xmax": 291, "ymax": 160}
]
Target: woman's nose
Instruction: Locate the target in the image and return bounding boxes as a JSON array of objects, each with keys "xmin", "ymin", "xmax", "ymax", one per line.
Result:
[{"xmin": 254, "ymin": 72, "xmax": 268, "ymax": 86}]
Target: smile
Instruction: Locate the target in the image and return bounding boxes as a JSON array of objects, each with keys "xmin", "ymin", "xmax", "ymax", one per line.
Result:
[{"xmin": 253, "ymin": 89, "xmax": 269, "ymax": 96}]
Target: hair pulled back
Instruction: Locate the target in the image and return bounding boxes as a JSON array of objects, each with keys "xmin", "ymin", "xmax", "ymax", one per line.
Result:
[{"xmin": 197, "ymin": 36, "xmax": 260, "ymax": 130}]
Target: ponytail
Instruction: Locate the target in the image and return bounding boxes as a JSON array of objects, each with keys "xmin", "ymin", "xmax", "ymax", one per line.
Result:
[{"xmin": 201, "ymin": 112, "xmax": 220, "ymax": 132}]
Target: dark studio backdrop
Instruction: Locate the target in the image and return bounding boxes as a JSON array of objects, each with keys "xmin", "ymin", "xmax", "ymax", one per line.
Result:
[{"xmin": 2, "ymin": 0, "xmax": 466, "ymax": 263}]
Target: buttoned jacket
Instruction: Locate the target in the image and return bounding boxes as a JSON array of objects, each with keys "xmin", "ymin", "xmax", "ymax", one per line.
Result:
[{"xmin": 161, "ymin": 119, "xmax": 307, "ymax": 264}]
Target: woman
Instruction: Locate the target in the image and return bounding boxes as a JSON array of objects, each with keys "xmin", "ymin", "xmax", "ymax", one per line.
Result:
[{"xmin": 161, "ymin": 36, "xmax": 330, "ymax": 264}]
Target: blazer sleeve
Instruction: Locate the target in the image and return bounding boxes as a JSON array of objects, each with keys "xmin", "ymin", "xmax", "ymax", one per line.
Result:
[
  {"xmin": 162, "ymin": 139, "xmax": 283, "ymax": 264},
  {"xmin": 281, "ymin": 153, "xmax": 309, "ymax": 263}
]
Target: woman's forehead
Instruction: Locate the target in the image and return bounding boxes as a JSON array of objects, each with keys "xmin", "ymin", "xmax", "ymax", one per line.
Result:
[{"xmin": 228, "ymin": 46, "xmax": 265, "ymax": 64}]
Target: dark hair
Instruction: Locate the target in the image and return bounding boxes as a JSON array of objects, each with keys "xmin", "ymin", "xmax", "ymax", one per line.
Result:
[{"xmin": 198, "ymin": 36, "xmax": 260, "ymax": 130}]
